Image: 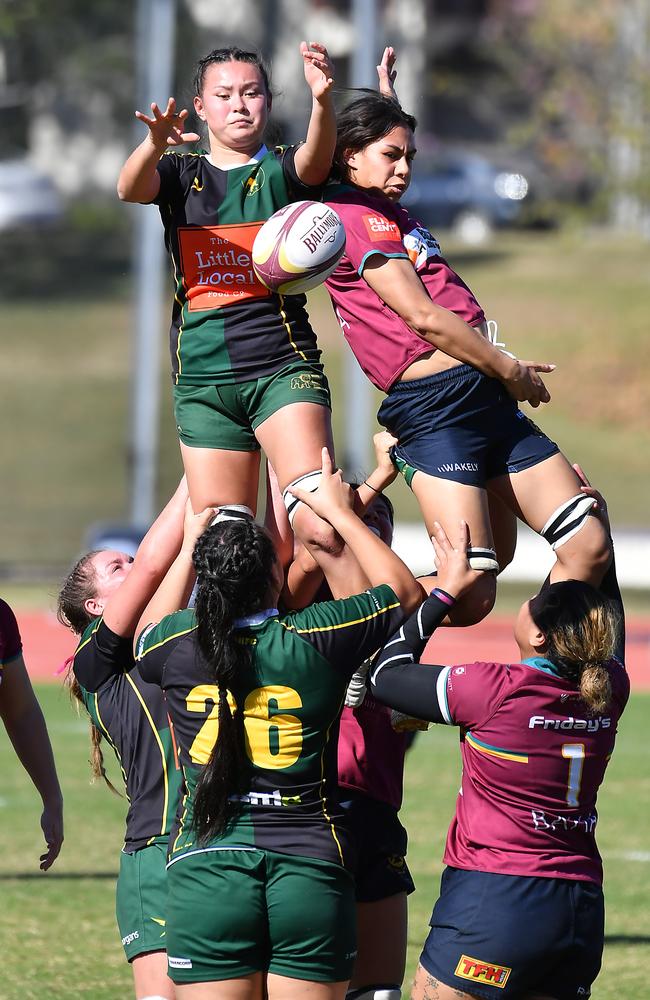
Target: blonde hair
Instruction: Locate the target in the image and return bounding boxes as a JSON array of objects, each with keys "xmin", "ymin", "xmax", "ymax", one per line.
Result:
[
  {"xmin": 530, "ymin": 581, "xmax": 622, "ymax": 714},
  {"xmin": 66, "ymin": 669, "xmax": 122, "ymax": 797}
]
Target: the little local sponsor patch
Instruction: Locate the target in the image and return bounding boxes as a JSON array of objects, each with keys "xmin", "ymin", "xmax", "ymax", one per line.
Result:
[
  {"xmin": 178, "ymin": 222, "xmax": 270, "ymax": 311},
  {"xmin": 455, "ymin": 954, "xmax": 511, "ymax": 989}
]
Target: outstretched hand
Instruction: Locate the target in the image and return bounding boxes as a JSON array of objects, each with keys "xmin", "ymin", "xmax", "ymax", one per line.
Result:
[
  {"xmin": 291, "ymin": 447, "xmax": 354, "ymax": 522},
  {"xmin": 430, "ymin": 520, "xmax": 481, "ymax": 599},
  {"xmin": 300, "ymin": 41, "xmax": 335, "ymax": 99},
  {"xmin": 135, "ymin": 97, "xmax": 200, "ymax": 148},
  {"xmin": 377, "ymin": 46, "xmax": 398, "ymax": 100}
]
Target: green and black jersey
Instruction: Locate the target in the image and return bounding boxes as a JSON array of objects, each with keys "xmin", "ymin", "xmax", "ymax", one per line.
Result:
[
  {"xmin": 135, "ymin": 586, "xmax": 404, "ymax": 870},
  {"xmin": 153, "ymin": 144, "xmax": 323, "ymax": 385},
  {"xmin": 73, "ymin": 619, "xmax": 184, "ymax": 852}
]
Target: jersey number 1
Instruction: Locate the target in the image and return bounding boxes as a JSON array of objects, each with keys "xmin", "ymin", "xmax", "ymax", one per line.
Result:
[{"xmin": 561, "ymin": 743, "xmax": 585, "ymax": 807}]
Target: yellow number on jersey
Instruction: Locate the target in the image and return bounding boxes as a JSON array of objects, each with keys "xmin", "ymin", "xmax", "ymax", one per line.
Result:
[
  {"xmin": 243, "ymin": 686, "xmax": 303, "ymax": 769},
  {"xmin": 186, "ymin": 684, "xmax": 303, "ymax": 769},
  {"xmin": 186, "ymin": 684, "xmax": 235, "ymax": 766}
]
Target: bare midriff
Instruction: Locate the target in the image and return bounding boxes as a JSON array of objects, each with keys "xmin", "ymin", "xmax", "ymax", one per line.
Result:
[{"xmin": 398, "ymin": 320, "xmax": 489, "ymax": 382}]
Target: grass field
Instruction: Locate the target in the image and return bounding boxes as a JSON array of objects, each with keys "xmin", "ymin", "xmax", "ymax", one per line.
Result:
[
  {"xmin": 1, "ymin": 222, "xmax": 649, "ymax": 574},
  {"xmin": 0, "ymin": 685, "xmax": 648, "ymax": 1000}
]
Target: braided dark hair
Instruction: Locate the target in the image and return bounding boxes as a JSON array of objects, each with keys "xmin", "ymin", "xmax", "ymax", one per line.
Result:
[
  {"xmin": 530, "ymin": 580, "xmax": 621, "ymax": 714},
  {"xmin": 191, "ymin": 519, "xmax": 278, "ymax": 842},
  {"xmin": 333, "ymin": 90, "xmax": 417, "ymax": 183}
]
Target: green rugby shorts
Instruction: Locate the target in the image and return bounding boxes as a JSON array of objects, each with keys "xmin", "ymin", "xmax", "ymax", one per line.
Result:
[
  {"xmin": 165, "ymin": 846, "xmax": 356, "ymax": 983},
  {"xmin": 173, "ymin": 362, "xmax": 331, "ymax": 451},
  {"xmin": 116, "ymin": 841, "xmax": 168, "ymax": 961}
]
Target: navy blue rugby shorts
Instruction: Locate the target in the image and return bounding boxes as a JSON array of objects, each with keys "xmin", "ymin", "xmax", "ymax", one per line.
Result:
[
  {"xmin": 377, "ymin": 364, "xmax": 559, "ymax": 488},
  {"xmin": 339, "ymin": 790, "xmax": 415, "ymax": 903},
  {"xmin": 419, "ymin": 866, "xmax": 604, "ymax": 1000}
]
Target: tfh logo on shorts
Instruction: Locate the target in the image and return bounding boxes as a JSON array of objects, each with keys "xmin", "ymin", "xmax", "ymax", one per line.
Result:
[
  {"xmin": 455, "ymin": 954, "xmax": 511, "ymax": 989},
  {"xmin": 362, "ymin": 213, "xmax": 401, "ymax": 242}
]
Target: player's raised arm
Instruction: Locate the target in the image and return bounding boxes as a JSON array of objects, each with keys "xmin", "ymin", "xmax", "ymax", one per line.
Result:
[
  {"xmin": 293, "ymin": 41, "xmax": 336, "ymax": 186},
  {"xmin": 117, "ymin": 98, "xmax": 200, "ymax": 203},
  {"xmin": 292, "ymin": 447, "xmax": 422, "ymax": 612}
]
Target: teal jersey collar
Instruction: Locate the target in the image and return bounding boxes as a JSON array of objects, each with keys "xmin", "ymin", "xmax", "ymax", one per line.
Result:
[{"xmin": 522, "ymin": 655, "xmax": 561, "ymax": 677}]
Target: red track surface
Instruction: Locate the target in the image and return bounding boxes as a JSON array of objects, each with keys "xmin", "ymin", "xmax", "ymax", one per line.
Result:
[{"xmin": 16, "ymin": 610, "xmax": 649, "ymax": 690}]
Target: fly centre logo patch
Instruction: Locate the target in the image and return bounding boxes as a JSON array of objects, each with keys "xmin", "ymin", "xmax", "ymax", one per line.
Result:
[
  {"xmin": 455, "ymin": 954, "xmax": 511, "ymax": 989},
  {"xmin": 362, "ymin": 213, "xmax": 401, "ymax": 242}
]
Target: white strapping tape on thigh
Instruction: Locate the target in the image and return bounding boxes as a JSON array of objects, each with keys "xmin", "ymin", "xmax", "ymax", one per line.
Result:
[
  {"xmin": 210, "ymin": 505, "xmax": 254, "ymax": 526},
  {"xmin": 467, "ymin": 546, "xmax": 499, "ymax": 572},
  {"xmin": 282, "ymin": 470, "xmax": 323, "ymax": 526},
  {"xmin": 541, "ymin": 494, "xmax": 595, "ymax": 550}
]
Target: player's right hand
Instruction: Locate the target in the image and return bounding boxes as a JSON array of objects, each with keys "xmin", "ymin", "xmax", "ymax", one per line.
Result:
[
  {"xmin": 135, "ymin": 97, "xmax": 200, "ymax": 148},
  {"xmin": 504, "ymin": 360, "xmax": 555, "ymax": 407},
  {"xmin": 291, "ymin": 447, "xmax": 354, "ymax": 520},
  {"xmin": 430, "ymin": 520, "xmax": 480, "ymax": 599}
]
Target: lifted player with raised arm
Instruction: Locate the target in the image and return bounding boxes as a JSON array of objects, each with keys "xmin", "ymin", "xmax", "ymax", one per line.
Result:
[
  {"xmin": 323, "ymin": 55, "xmax": 610, "ymax": 626},
  {"xmin": 117, "ymin": 43, "xmax": 342, "ymax": 557}
]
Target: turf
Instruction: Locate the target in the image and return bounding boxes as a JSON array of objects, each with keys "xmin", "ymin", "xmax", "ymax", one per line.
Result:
[{"xmin": 0, "ymin": 685, "xmax": 647, "ymax": 999}]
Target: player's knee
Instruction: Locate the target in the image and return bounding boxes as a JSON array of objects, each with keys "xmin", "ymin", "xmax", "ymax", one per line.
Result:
[
  {"xmin": 448, "ymin": 570, "xmax": 496, "ymax": 626},
  {"xmin": 282, "ymin": 469, "xmax": 322, "ymax": 527},
  {"xmin": 543, "ymin": 495, "xmax": 612, "ymax": 578},
  {"xmin": 555, "ymin": 518, "xmax": 612, "ymax": 579},
  {"xmin": 295, "ymin": 508, "xmax": 343, "ymax": 556},
  {"xmin": 346, "ymin": 988, "xmax": 401, "ymax": 1000}
]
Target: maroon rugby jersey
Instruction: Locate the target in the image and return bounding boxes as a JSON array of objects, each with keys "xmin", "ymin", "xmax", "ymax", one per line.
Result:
[
  {"xmin": 435, "ymin": 656, "xmax": 628, "ymax": 883},
  {"xmin": 0, "ymin": 599, "xmax": 22, "ymax": 684},
  {"xmin": 324, "ymin": 184, "xmax": 485, "ymax": 390},
  {"xmin": 337, "ymin": 697, "xmax": 407, "ymax": 810}
]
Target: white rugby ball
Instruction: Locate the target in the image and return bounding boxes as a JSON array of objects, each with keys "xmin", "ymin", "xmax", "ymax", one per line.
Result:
[{"xmin": 252, "ymin": 200, "xmax": 346, "ymax": 295}]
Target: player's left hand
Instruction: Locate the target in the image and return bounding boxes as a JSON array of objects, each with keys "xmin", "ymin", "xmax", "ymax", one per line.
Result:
[
  {"xmin": 40, "ymin": 798, "xmax": 64, "ymax": 871},
  {"xmin": 372, "ymin": 430, "xmax": 400, "ymax": 486},
  {"xmin": 377, "ymin": 46, "xmax": 398, "ymax": 100},
  {"xmin": 182, "ymin": 501, "xmax": 216, "ymax": 554},
  {"xmin": 300, "ymin": 41, "xmax": 335, "ymax": 99},
  {"xmin": 572, "ymin": 463, "xmax": 611, "ymax": 535},
  {"xmin": 430, "ymin": 520, "xmax": 481, "ymax": 599}
]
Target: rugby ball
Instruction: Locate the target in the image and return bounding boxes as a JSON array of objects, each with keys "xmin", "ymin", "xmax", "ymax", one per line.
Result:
[{"xmin": 252, "ymin": 201, "xmax": 345, "ymax": 295}]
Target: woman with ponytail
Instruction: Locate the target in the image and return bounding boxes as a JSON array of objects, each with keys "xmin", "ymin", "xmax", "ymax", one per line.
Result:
[
  {"xmin": 57, "ymin": 479, "xmax": 213, "ymax": 1000},
  {"xmin": 368, "ymin": 479, "xmax": 628, "ymax": 1000},
  {"xmin": 133, "ymin": 448, "xmax": 423, "ymax": 999}
]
